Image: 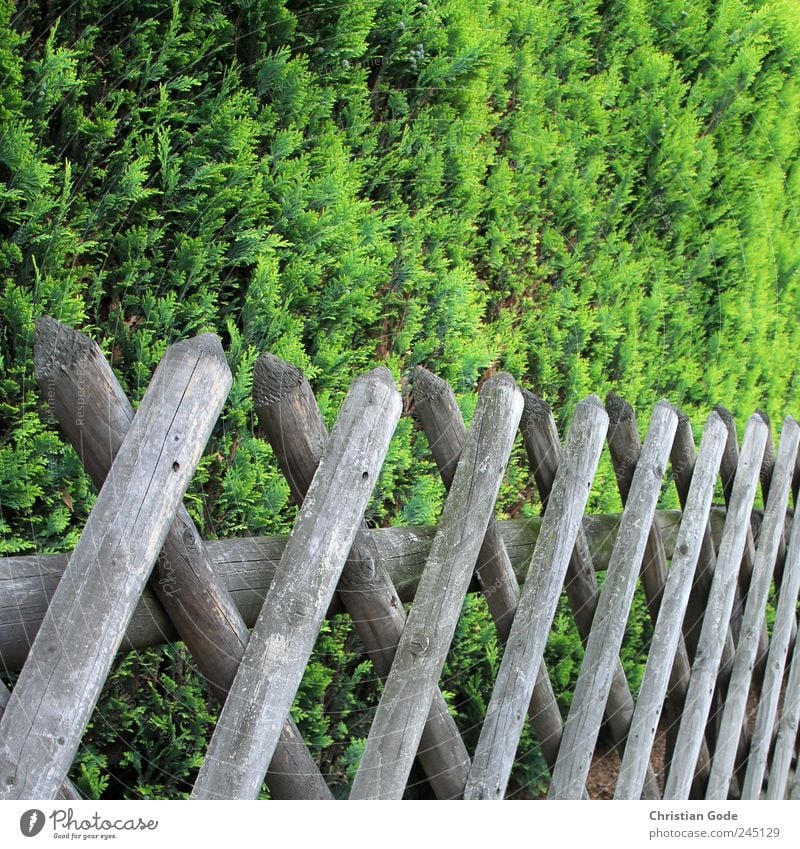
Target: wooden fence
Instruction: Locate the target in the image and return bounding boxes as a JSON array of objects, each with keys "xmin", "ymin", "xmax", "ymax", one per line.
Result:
[{"xmin": 0, "ymin": 316, "xmax": 799, "ymax": 800}]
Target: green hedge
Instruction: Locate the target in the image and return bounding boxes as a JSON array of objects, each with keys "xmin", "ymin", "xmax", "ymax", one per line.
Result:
[{"xmin": 1, "ymin": 0, "xmax": 799, "ymax": 797}]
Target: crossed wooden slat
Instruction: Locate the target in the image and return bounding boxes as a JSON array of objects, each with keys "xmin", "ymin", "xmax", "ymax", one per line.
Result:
[
  {"xmin": 249, "ymin": 354, "xmax": 470, "ymax": 799},
  {"xmin": 0, "ymin": 328, "xmax": 232, "ymax": 799}
]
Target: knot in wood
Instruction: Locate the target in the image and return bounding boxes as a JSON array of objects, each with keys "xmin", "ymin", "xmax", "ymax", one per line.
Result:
[{"xmin": 408, "ymin": 633, "xmax": 430, "ymax": 658}]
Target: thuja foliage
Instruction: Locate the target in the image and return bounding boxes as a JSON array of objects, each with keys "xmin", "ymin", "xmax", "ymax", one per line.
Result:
[{"xmin": 1, "ymin": 0, "xmax": 799, "ymax": 797}]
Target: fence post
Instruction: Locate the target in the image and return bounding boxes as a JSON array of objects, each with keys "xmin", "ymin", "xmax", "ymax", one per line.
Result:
[
  {"xmin": 664, "ymin": 415, "xmax": 768, "ymax": 799},
  {"xmin": 252, "ymin": 353, "xmax": 470, "ymax": 799},
  {"xmin": 0, "ymin": 334, "xmax": 231, "ymax": 799},
  {"xmin": 519, "ymin": 391, "xmax": 661, "ymax": 799},
  {"xmin": 412, "ymin": 366, "xmax": 564, "ymax": 775},
  {"xmin": 670, "ymin": 411, "xmax": 737, "ymax": 673},
  {"xmin": 351, "ymin": 374, "xmax": 522, "ymax": 799},
  {"xmin": 192, "ymin": 368, "xmax": 400, "ymax": 799},
  {"xmin": 615, "ymin": 412, "xmax": 726, "ymax": 798},
  {"xmin": 549, "ymin": 401, "xmax": 677, "ymax": 799},
  {"xmin": 715, "ymin": 405, "xmax": 769, "ymax": 679},
  {"xmin": 605, "ymin": 394, "xmax": 705, "ymax": 789},
  {"xmin": 464, "ymin": 395, "xmax": 607, "ymax": 800},
  {"xmin": 32, "ymin": 317, "xmax": 330, "ymax": 799}
]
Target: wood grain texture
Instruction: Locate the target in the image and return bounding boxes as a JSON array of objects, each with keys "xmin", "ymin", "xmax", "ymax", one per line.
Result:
[
  {"xmin": 671, "ymin": 410, "xmax": 739, "ymax": 784},
  {"xmin": 670, "ymin": 411, "xmax": 737, "ymax": 674},
  {"xmin": 0, "ymin": 333, "xmax": 231, "ymax": 800},
  {"xmin": 0, "ymin": 508, "xmax": 757, "ymax": 673},
  {"xmin": 253, "ymin": 354, "xmax": 469, "ymax": 799},
  {"xmin": 615, "ymin": 412, "xmax": 726, "ymax": 799},
  {"xmin": 708, "ymin": 406, "xmax": 763, "ymax": 787},
  {"xmin": 192, "ymin": 368, "xmax": 401, "ymax": 799},
  {"xmin": 605, "ymin": 393, "xmax": 708, "ymax": 791},
  {"xmin": 413, "ymin": 367, "xmax": 563, "ymax": 774},
  {"xmin": 518, "ymin": 390, "xmax": 660, "ymax": 800},
  {"xmin": 715, "ymin": 405, "xmax": 769, "ymax": 671},
  {"xmin": 757, "ymin": 411, "xmax": 788, "ymax": 585},
  {"xmin": 350, "ymin": 374, "xmax": 523, "ymax": 800},
  {"xmin": 766, "ymin": 604, "xmax": 800, "ymax": 799},
  {"xmin": 664, "ymin": 415, "xmax": 768, "ymax": 800},
  {"xmin": 548, "ymin": 401, "xmax": 677, "ymax": 799},
  {"xmin": 706, "ymin": 418, "xmax": 800, "ymax": 799},
  {"xmin": 742, "ymin": 480, "xmax": 800, "ymax": 798},
  {"xmin": 464, "ymin": 395, "xmax": 608, "ymax": 801},
  {"xmin": 0, "ymin": 682, "xmax": 80, "ymax": 799},
  {"xmin": 32, "ymin": 318, "xmax": 330, "ymax": 800}
]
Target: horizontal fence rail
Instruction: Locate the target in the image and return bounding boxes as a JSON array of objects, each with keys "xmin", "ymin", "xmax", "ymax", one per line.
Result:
[{"xmin": 0, "ymin": 316, "xmax": 798, "ymax": 801}]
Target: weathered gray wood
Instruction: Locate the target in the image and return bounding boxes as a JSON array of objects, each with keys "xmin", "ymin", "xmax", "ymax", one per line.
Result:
[
  {"xmin": 606, "ymin": 394, "xmax": 668, "ymax": 619},
  {"xmin": 756, "ymin": 410, "xmax": 794, "ymax": 642},
  {"xmin": 192, "ymin": 368, "xmax": 401, "ymax": 799},
  {"xmin": 615, "ymin": 412, "xmax": 726, "ymax": 798},
  {"xmin": 709, "ymin": 406, "xmax": 765, "ymax": 790},
  {"xmin": 0, "ymin": 682, "xmax": 81, "ymax": 800},
  {"xmin": 254, "ymin": 355, "xmax": 469, "ymax": 799},
  {"xmin": 350, "ymin": 374, "xmax": 523, "ymax": 799},
  {"xmin": 706, "ymin": 417, "xmax": 800, "ymax": 799},
  {"xmin": 33, "ymin": 318, "xmax": 330, "ymax": 800},
  {"xmin": 664, "ymin": 414, "xmax": 768, "ymax": 799},
  {"xmin": 0, "ymin": 508, "xmax": 763, "ymax": 673},
  {"xmin": 518, "ymin": 390, "xmax": 660, "ymax": 800},
  {"xmin": 669, "ymin": 409, "xmax": 741, "ymax": 796},
  {"xmin": 464, "ymin": 395, "xmax": 608, "ymax": 801},
  {"xmin": 716, "ymin": 405, "xmax": 770, "ymax": 676},
  {"xmin": 766, "ymin": 608, "xmax": 800, "ymax": 799},
  {"xmin": 715, "ymin": 405, "xmax": 749, "ymax": 643},
  {"xmin": 0, "ymin": 334, "xmax": 231, "ymax": 800},
  {"xmin": 670, "ymin": 412, "xmax": 737, "ymax": 672},
  {"xmin": 605, "ymin": 393, "xmax": 702, "ymax": 787},
  {"xmin": 413, "ymin": 367, "xmax": 563, "ymax": 774},
  {"xmin": 742, "ymin": 488, "xmax": 800, "ymax": 798},
  {"xmin": 548, "ymin": 401, "xmax": 677, "ymax": 799}
]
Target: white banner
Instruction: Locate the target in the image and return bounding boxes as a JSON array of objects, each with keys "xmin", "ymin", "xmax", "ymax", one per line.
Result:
[{"xmin": 1, "ymin": 799, "xmax": 798, "ymax": 848}]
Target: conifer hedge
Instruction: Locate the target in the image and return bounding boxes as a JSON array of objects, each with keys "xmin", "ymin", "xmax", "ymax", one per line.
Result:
[{"xmin": 1, "ymin": 0, "xmax": 799, "ymax": 797}]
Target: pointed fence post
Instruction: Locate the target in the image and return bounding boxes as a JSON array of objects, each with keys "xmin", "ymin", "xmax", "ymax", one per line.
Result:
[
  {"xmin": 548, "ymin": 401, "xmax": 677, "ymax": 799},
  {"xmin": 664, "ymin": 415, "xmax": 768, "ymax": 799},
  {"xmin": 518, "ymin": 391, "xmax": 661, "ymax": 799},
  {"xmin": 31, "ymin": 317, "xmax": 330, "ymax": 799},
  {"xmin": 604, "ymin": 394, "xmax": 706, "ymax": 789},
  {"xmin": 0, "ymin": 334, "xmax": 231, "ymax": 800},
  {"xmin": 715, "ymin": 406, "xmax": 770, "ymax": 681},
  {"xmin": 615, "ymin": 412, "xmax": 726, "ymax": 798},
  {"xmin": 351, "ymin": 374, "xmax": 523, "ymax": 799},
  {"xmin": 192, "ymin": 368, "xmax": 401, "ymax": 799},
  {"xmin": 412, "ymin": 367, "xmax": 564, "ymax": 775},
  {"xmin": 464, "ymin": 395, "xmax": 608, "ymax": 800},
  {"xmin": 252, "ymin": 354, "xmax": 470, "ymax": 799}
]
